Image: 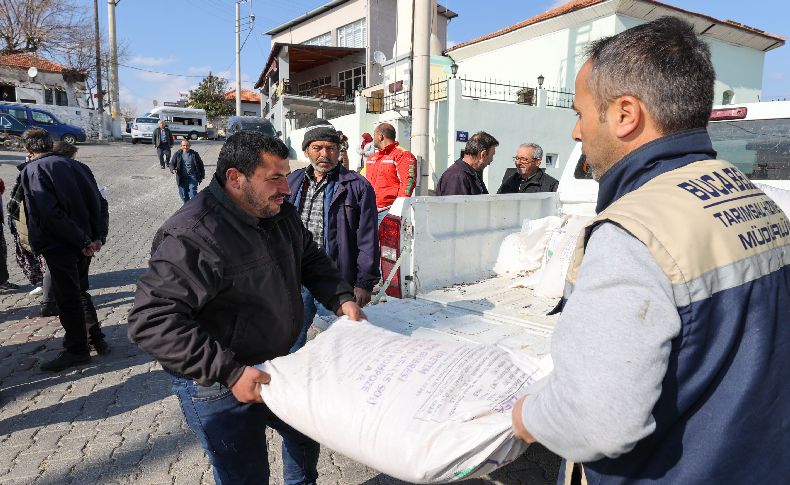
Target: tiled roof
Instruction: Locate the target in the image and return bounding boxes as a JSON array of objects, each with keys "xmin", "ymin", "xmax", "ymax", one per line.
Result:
[
  {"xmin": 0, "ymin": 53, "xmax": 66, "ymax": 73},
  {"xmin": 225, "ymin": 88, "xmax": 261, "ymax": 102},
  {"xmin": 447, "ymin": 0, "xmax": 785, "ymax": 52}
]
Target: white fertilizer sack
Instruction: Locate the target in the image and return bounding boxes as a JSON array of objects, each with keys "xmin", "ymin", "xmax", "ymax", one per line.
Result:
[
  {"xmin": 756, "ymin": 183, "xmax": 790, "ymax": 215},
  {"xmin": 257, "ymin": 319, "xmax": 551, "ymax": 483},
  {"xmin": 493, "ymin": 216, "xmax": 563, "ymax": 275},
  {"xmin": 534, "ymin": 215, "xmax": 591, "ymax": 298}
]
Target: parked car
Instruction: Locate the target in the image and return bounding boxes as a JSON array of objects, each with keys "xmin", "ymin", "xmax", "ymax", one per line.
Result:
[
  {"xmin": 226, "ymin": 116, "xmax": 278, "ymax": 138},
  {"xmin": 130, "ymin": 116, "xmax": 160, "ymax": 144},
  {"xmin": 0, "ymin": 112, "xmax": 27, "ymax": 148},
  {"xmin": 0, "ymin": 103, "xmax": 86, "ymax": 144}
]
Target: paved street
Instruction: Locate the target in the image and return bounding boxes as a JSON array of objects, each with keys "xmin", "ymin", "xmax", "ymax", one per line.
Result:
[{"xmin": 0, "ymin": 141, "xmax": 560, "ymax": 485}]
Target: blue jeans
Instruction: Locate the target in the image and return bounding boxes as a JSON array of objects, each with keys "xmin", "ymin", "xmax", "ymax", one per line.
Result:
[
  {"xmin": 290, "ymin": 286, "xmax": 334, "ymax": 352},
  {"xmin": 169, "ymin": 375, "xmax": 319, "ymax": 485},
  {"xmin": 177, "ymin": 175, "xmax": 199, "ymax": 203}
]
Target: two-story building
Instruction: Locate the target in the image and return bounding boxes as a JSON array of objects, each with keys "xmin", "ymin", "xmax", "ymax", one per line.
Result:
[{"xmin": 255, "ymin": 0, "xmax": 456, "ymax": 134}]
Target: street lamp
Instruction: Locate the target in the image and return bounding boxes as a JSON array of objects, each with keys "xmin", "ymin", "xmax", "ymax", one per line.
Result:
[{"xmin": 537, "ymin": 74, "xmax": 545, "ymax": 88}]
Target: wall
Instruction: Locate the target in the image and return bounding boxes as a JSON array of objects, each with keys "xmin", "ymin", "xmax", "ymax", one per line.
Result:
[
  {"xmin": 0, "ymin": 68, "xmax": 87, "ymax": 108},
  {"xmin": 615, "ymin": 15, "xmax": 766, "ymax": 104},
  {"xmin": 453, "ymin": 16, "xmax": 618, "ymax": 93},
  {"xmin": 270, "ymin": 0, "xmax": 366, "ymax": 46},
  {"xmin": 437, "ymin": 78, "xmax": 578, "ymax": 193}
]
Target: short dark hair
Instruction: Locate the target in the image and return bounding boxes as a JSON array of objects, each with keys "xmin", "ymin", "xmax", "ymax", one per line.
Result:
[
  {"xmin": 22, "ymin": 128, "xmax": 54, "ymax": 153},
  {"xmin": 585, "ymin": 16, "xmax": 714, "ymax": 134},
  {"xmin": 463, "ymin": 131, "xmax": 499, "ymax": 157},
  {"xmin": 376, "ymin": 123, "xmax": 396, "ymax": 141},
  {"xmin": 216, "ymin": 130, "xmax": 289, "ymax": 184},
  {"xmin": 53, "ymin": 141, "xmax": 78, "ymax": 159}
]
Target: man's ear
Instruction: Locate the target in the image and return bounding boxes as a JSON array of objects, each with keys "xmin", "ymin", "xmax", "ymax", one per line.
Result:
[
  {"xmin": 225, "ymin": 168, "xmax": 243, "ymax": 190},
  {"xmin": 612, "ymin": 95, "xmax": 643, "ymax": 139}
]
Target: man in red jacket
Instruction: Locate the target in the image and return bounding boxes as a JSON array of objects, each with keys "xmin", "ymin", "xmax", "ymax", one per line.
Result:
[{"xmin": 365, "ymin": 123, "xmax": 417, "ymax": 224}]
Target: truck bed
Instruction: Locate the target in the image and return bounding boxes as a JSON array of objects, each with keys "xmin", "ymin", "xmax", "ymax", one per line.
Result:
[{"xmin": 363, "ymin": 274, "xmax": 559, "ymax": 361}]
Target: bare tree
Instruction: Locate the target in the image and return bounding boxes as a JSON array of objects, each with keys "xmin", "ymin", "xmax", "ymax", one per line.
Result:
[{"xmin": 0, "ymin": 0, "xmax": 90, "ymax": 56}]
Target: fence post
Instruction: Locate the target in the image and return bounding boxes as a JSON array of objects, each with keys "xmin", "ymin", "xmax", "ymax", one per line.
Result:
[{"xmin": 537, "ymin": 87, "xmax": 548, "ymax": 108}]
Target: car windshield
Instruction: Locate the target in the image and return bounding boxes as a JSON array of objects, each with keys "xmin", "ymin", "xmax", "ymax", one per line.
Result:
[
  {"xmin": 136, "ymin": 117, "xmax": 159, "ymax": 124},
  {"xmin": 238, "ymin": 121, "xmax": 275, "ymax": 135},
  {"xmin": 708, "ymin": 118, "xmax": 790, "ymax": 181}
]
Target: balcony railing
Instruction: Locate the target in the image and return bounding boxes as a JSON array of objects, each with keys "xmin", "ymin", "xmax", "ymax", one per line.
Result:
[
  {"xmin": 545, "ymin": 86, "xmax": 575, "ymax": 109},
  {"xmin": 460, "ymin": 78, "xmax": 536, "ymax": 105}
]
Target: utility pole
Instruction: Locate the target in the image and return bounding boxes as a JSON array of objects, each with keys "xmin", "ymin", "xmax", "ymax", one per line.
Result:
[
  {"xmin": 235, "ymin": 1, "xmax": 242, "ymax": 116},
  {"xmin": 107, "ymin": 0, "xmax": 121, "ymax": 139},
  {"xmin": 412, "ymin": 0, "xmax": 431, "ymax": 195},
  {"xmin": 93, "ymin": 0, "xmax": 104, "ymax": 140}
]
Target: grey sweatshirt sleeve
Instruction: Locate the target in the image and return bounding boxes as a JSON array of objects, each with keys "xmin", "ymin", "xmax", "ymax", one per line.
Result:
[{"xmin": 521, "ymin": 222, "xmax": 681, "ymax": 462}]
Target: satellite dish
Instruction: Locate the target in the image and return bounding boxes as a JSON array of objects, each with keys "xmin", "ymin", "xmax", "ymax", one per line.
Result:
[
  {"xmin": 372, "ymin": 51, "xmax": 387, "ymax": 66},
  {"xmin": 27, "ymin": 66, "xmax": 38, "ymax": 79}
]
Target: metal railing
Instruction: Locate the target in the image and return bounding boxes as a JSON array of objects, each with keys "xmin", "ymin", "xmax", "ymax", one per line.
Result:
[
  {"xmin": 460, "ymin": 78, "xmax": 536, "ymax": 105},
  {"xmin": 545, "ymin": 87, "xmax": 575, "ymax": 109},
  {"xmin": 367, "ymin": 90, "xmax": 411, "ymax": 114},
  {"xmin": 430, "ymin": 79, "xmax": 448, "ymax": 102}
]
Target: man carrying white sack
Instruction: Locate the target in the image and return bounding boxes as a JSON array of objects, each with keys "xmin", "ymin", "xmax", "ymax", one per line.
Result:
[
  {"xmin": 512, "ymin": 17, "xmax": 789, "ymax": 485},
  {"xmin": 127, "ymin": 131, "xmax": 365, "ymax": 485}
]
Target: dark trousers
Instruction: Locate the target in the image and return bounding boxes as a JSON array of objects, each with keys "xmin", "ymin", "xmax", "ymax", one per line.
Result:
[
  {"xmin": 42, "ymin": 249, "xmax": 104, "ymax": 353},
  {"xmin": 156, "ymin": 147, "xmax": 171, "ymax": 168},
  {"xmin": 0, "ymin": 226, "xmax": 8, "ymax": 283},
  {"xmin": 170, "ymin": 375, "xmax": 319, "ymax": 485}
]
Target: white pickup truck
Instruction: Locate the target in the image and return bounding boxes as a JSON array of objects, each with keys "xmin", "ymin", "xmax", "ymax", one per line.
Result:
[{"xmin": 360, "ymin": 100, "xmax": 790, "ymax": 361}]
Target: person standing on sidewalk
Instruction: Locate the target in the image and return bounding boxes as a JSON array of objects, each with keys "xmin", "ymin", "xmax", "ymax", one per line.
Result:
[
  {"xmin": 168, "ymin": 140, "xmax": 205, "ymax": 203},
  {"xmin": 19, "ymin": 128, "xmax": 110, "ymax": 371},
  {"xmin": 365, "ymin": 123, "xmax": 417, "ymax": 225},
  {"xmin": 287, "ymin": 119, "xmax": 380, "ymax": 350},
  {"xmin": 128, "ymin": 131, "xmax": 365, "ymax": 485},
  {"xmin": 152, "ymin": 121, "xmax": 173, "ymax": 169},
  {"xmin": 0, "ymin": 176, "xmax": 19, "ymax": 292}
]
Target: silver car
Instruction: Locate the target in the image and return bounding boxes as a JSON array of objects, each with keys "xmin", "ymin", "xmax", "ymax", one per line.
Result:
[{"xmin": 130, "ymin": 117, "xmax": 160, "ymax": 144}]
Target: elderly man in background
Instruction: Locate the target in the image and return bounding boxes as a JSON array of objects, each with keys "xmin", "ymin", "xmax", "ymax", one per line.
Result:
[
  {"xmin": 497, "ymin": 143, "xmax": 559, "ymax": 194},
  {"xmin": 287, "ymin": 119, "xmax": 380, "ymax": 350}
]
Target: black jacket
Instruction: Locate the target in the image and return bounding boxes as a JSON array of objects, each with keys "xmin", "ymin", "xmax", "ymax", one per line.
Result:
[
  {"xmin": 20, "ymin": 152, "xmax": 109, "ymax": 254},
  {"xmin": 168, "ymin": 149, "xmax": 206, "ymax": 182},
  {"xmin": 435, "ymin": 158, "xmax": 488, "ymax": 196},
  {"xmin": 152, "ymin": 126, "xmax": 173, "ymax": 148},
  {"xmin": 128, "ymin": 176, "xmax": 354, "ymax": 387},
  {"xmin": 497, "ymin": 168, "xmax": 559, "ymax": 194}
]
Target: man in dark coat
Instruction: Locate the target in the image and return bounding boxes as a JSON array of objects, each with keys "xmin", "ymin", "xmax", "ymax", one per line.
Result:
[
  {"xmin": 152, "ymin": 120, "xmax": 173, "ymax": 169},
  {"xmin": 435, "ymin": 131, "xmax": 499, "ymax": 196},
  {"xmin": 168, "ymin": 139, "xmax": 206, "ymax": 203},
  {"xmin": 128, "ymin": 131, "xmax": 364, "ymax": 485},
  {"xmin": 19, "ymin": 128, "xmax": 110, "ymax": 371},
  {"xmin": 287, "ymin": 118, "xmax": 380, "ymax": 350},
  {"xmin": 497, "ymin": 143, "xmax": 559, "ymax": 194}
]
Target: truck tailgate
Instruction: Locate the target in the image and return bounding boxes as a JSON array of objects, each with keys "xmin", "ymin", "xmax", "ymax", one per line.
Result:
[{"xmin": 364, "ymin": 275, "xmax": 559, "ymax": 361}]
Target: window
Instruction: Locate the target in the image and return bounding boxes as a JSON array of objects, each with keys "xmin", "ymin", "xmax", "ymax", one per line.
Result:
[
  {"xmin": 31, "ymin": 110, "xmax": 56, "ymax": 125},
  {"xmin": 337, "ymin": 18, "xmax": 366, "ymax": 48},
  {"xmin": 338, "ymin": 67, "xmax": 366, "ymax": 96},
  {"xmin": 55, "ymin": 90, "xmax": 68, "ymax": 106},
  {"xmin": 0, "ymin": 84, "xmax": 15, "ymax": 102},
  {"xmin": 297, "ymin": 76, "xmax": 331, "ymax": 97},
  {"xmin": 708, "ymin": 118, "xmax": 790, "ymax": 180},
  {"xmin": 7, "ymin": 108, "xmax": 28, "ymax": 123},
  {"xmin": 45, "ymin": 89, "xmax": 54, "ymax": 105},
  {"xmin": 172, "ymin": 116, "xmax": 202, "ymax": 126},
  {"xmin": 303, "ymin": 32, "xmax": 331, "ymax": 47}
]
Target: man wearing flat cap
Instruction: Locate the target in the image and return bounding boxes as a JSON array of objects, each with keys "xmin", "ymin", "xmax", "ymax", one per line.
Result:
[{"xmin": 288, "ymin": 118, "xmax": 380, "ymax": 350}]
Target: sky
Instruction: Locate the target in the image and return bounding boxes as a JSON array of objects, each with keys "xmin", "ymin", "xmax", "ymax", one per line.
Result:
[{"xmin": 79, "ymin": 0, "xmax": 790, "ymax": 116}]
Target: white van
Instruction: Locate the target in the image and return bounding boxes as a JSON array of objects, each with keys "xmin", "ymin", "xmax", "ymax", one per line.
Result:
[
  {"xmin": 144, "ymin": 106, "xmax": 207, "ymax": 140},
  {"xmin": 559, "ymin": 100, "xmax": 790, "ymax": 216}
]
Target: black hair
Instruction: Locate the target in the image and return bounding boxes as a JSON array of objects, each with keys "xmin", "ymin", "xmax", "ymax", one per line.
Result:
[{"xmin": 216, "ymin": 130, "xmax": 289, "ymax": 184}]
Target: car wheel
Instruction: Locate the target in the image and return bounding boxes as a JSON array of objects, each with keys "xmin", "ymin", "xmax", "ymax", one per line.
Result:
[
  {"xmin": 189, "ymin": 131, "xmax": 198, "ymax": 140},
  {"xmin": 61, "ymin": 134, "xmax": 77, "ymax": 145},
  {"xmin": 132, "ymin": 138, "xmax": 138, "ymax": 144}
]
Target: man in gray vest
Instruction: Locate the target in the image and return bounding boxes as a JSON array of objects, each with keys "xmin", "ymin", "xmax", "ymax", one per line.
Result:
[{"xmin": 511, "ymin": 17, "xmax": 789, "ymax": 485}]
